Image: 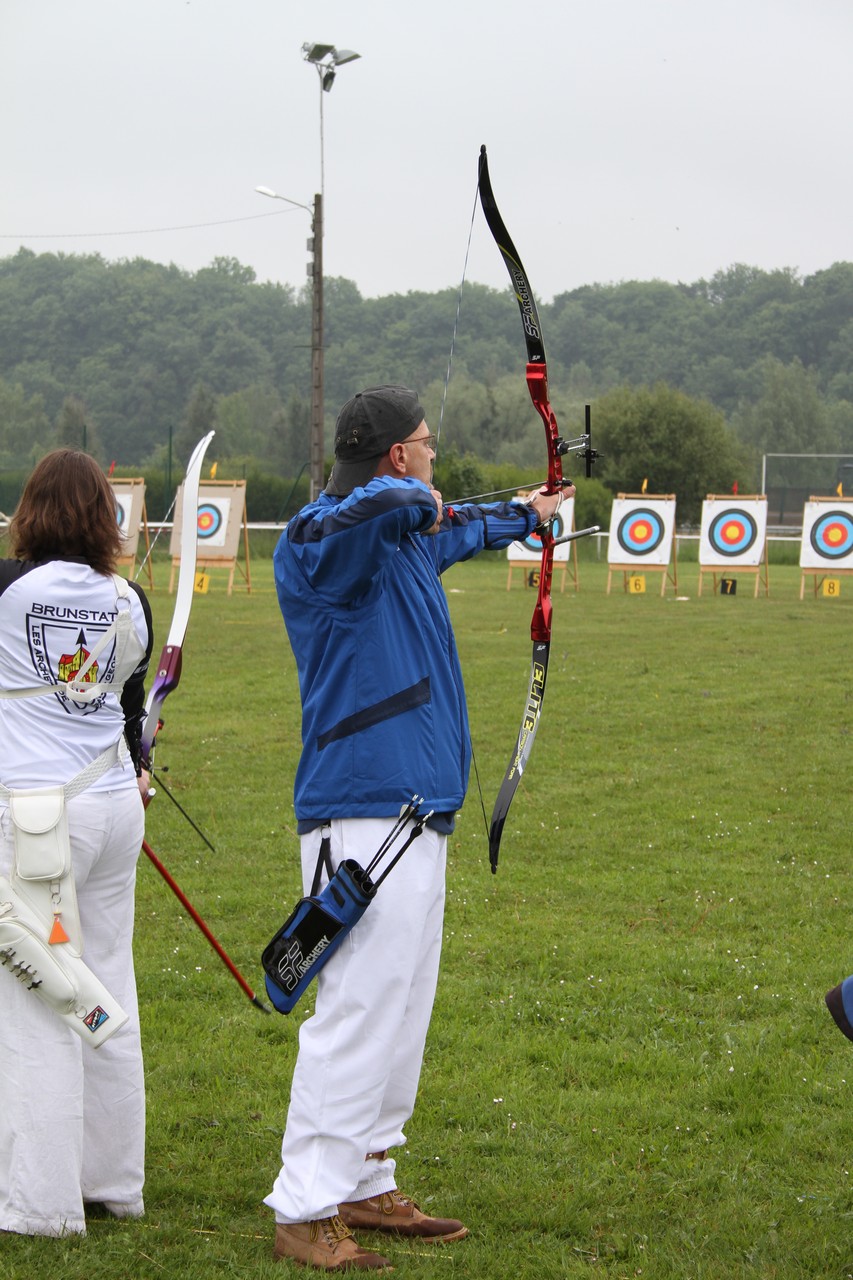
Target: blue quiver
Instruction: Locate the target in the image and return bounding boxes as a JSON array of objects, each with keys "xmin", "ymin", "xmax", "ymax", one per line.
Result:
[{"xmin": 262, "ymin": 859, "xmax": 375, "ymax": 1014}]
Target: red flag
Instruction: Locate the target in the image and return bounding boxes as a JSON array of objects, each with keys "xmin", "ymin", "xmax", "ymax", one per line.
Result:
[
  {"xmin": 732, "ymin": 480, "xmax": 738, "ymax": 495},
  {"xmin": 108, "ymin": 460, "xmax": 116, "ymax": 476}
]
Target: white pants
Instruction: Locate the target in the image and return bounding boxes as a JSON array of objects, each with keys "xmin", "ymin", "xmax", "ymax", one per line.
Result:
[
  {"xmin": 265, "ymin": 816, "xmax": 447, "ymax": 1223},
  {"xmin": 0, "ymin": 787, "xmax": 146, "ymax": 1236}
]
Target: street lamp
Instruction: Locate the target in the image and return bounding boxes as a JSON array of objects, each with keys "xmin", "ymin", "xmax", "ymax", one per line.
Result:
[
  {"xmin": 257, "ymin": 43, "xmax": 360, "ymax": 503},
  {"xmin": 301, "ymin": 43, "xmax": 361, "ymax": 202}
]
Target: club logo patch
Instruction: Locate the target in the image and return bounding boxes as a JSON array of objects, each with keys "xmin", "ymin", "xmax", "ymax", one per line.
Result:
[
  {"xmin": 26, "ymin": 606, "xmax": 119, "ymax": 713},
  {"xmin": 82, "ymin": 1005, "xmax": 110, "ymax": 1032}
]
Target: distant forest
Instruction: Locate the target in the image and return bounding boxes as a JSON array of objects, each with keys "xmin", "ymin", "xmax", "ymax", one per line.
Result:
[{"xmin": 0, "ymin": 248, "xmax": 851, "ymax": 523}]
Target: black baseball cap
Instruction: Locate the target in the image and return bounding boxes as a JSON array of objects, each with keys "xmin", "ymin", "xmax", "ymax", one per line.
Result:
[{"xmin": 324, "ymin": 385, "xmax": 425, "ymax": 496}]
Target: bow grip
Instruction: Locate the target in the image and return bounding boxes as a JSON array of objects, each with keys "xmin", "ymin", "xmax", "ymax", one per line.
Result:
[{"xmin": 151, "ymin": 643, "xmax": 183, "ymax": 701}]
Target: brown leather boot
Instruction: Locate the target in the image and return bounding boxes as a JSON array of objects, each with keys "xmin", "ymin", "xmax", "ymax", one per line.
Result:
[
  {"xmin": 338, "ymin": 1191, "xmax": 468, "ymax": 1243},
  {"xmin": 274, "ymin": 1215, "xmax": 393, "ymax": 1270}
]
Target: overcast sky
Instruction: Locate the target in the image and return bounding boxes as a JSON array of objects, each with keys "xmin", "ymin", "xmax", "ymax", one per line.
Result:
[{"xmin": 3, "ymin": 0, "xmax": 851, "ymax": 302}]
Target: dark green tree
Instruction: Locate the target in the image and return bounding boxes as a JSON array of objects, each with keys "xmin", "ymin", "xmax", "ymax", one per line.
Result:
[
  {"xmin": 175, "ymin": 383, "xmax": 217, "ymax": 466},
  {"xmin": 595, "ymin": 383, "xmax": 751, "ymax": 524},
  {"xmin": 0, "ymin": 377, "xmax": 51, "ymax": 463},
  {"xmin": 730, "ymin": 357, "xmax": 839, "ymax": 487},
  {"xmin": 54, "ymin": 394, "xmax": 99, "ymax": 458}
]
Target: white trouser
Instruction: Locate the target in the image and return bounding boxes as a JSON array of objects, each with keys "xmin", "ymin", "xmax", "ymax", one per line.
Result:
[
  {"xmin": 0, "ymin": 787, "xmax": 146, "ymax": 1237},
  {"xmin": 265, "ymin": 816, "xmax": 447, "ymax": 1223}
]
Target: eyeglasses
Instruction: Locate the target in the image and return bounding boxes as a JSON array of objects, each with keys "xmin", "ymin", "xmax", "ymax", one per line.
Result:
[{"xmin": 404, "ymin": 433, "xmax": 437, "ymax": 452}]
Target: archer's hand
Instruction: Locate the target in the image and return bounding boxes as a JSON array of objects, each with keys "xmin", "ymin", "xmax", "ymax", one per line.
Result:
[
  {"xmin": 425, "ymin": 486, "xmax": 444, "ymax": 535},
  {"xmin": 529, "ymin": 482, "xmax": 575, "ymax": 526}
]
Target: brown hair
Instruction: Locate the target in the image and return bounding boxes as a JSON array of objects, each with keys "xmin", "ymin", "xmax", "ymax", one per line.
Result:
[{"xmin": 10, "ymin": 450, "xmax": 122, "ymax": 575}]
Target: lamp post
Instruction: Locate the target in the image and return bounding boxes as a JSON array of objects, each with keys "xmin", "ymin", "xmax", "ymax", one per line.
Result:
[
  {"xmin": 301, "ymin": 43, "xmax": 361, "ymax": 205},
  {"xmin": 255, "ymin": 185, "xmax": 324, "ymax": 499},
  {"xmin": 256, "ymin": 44, "xmax": 359, "ymax": 501},
  {"xmin": 300, "ymin": 43, "xmax": 360, "ymax": 499}
]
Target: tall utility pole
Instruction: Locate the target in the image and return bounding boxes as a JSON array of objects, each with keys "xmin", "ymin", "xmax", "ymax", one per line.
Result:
[
  {"xmin": 309, "ymin": 192, "xmax": 324, "ymax": 501},
  {"xmin": 255, "ymin": 186, "xmax": 322, "ymax": 498},
  {"xmin": 257, "ymin": 44, "xmax": 359, "ymax": 501},
  {"xmin": 301, "ymin": 42, "xmax": 360, "ymax": 499}
]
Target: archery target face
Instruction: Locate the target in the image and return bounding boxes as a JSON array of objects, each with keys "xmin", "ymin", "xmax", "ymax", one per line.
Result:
[
  {"xmin": 699, "ymin": 499, "xmax": 766, "ymax": 567},
  {"xmin": 114, "ymin": 494, "xmax": 132, "ymax": 534},
  {"xmin": 800, "ymin": 502, "xmax": 853, "ymax": 569},
  {"xmin": 196, "ymin": 499, "xmax": 230, "ymax": 548},
  {"xmin": 114, "ymin": 488, "xmax": 131, "ymax": 529},
  {"xmin": 607, "ymin": 498, "xmax": 675, "ymax": 566},
  {"xmin": 168, "ymin": 483, "xmax": 243, "ymax": 560},
  {"xmin": 520, "ymin": 511, "xmax": 564, "ymax": 551},
  {"xmin": 507, "ymin": 498, "xmax": 573, "ymax": 563}
]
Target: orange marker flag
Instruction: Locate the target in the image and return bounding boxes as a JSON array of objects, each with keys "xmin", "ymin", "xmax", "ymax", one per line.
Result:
[
  {"xmin": 210, "ymin": 461, "xmax": 218, "ymax": 479},
  {"xmin": 641, "ymin": 477, "xmax": 648, "ymax": 494},
  {"xmin": 838, "ymin": 482, "xmax": 844, "ymax": 498},
  {"xmin": 49, "ymin": 916, "xmax": 70, "ymax": 945}
]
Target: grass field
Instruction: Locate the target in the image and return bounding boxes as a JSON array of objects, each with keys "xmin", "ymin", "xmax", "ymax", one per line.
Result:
[{"xmin": 3, "ymin": 551, "xmax": 853, "ymax": 1280}]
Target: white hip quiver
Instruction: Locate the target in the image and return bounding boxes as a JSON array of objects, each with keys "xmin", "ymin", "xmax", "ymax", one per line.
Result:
[{"xmin": 0, "ymin": 575, "xmax": 147, "ymax": 1047}]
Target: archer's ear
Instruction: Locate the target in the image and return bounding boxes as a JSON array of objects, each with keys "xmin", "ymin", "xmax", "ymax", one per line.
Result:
[{"xmin": 385, "ymin": 442, "xmax": 409, "ymax": 476}]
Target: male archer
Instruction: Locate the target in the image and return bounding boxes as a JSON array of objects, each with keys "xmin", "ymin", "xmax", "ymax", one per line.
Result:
[{"xmin": 267, "ymin": 385, "xmax": 570, "ymax": 1270}]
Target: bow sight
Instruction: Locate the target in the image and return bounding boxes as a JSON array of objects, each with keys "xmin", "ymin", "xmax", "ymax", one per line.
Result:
[{"xmin": 556, "ymin": 406, "xmax": 601, "ymax": 479}]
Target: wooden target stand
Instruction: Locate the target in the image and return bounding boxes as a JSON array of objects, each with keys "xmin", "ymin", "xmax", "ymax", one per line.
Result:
[
  {"xmin": 697, "ymin": 495, "xmax": 769, "ymax": 598},
  {"xmin": 507, "ymin": 559, "xmax": 571, "ymax": 592},
  {"xmin": 607, "ymin": 494, "xmax": 678, "ymax": 597},
  {"xmin": 169, "ymin": 480, "xmax": 252, "ymax": 596},
  {"xmin": 506, "ymin": 496, "xmax": 579, "ymax": 592},
  {"xmin": 698, "ymin": 559, "xmax": 769, "ymax": 597},
  {"xmin": 800, "ymin": 495, "xmax": 853, "ymax": 600},
  {"xmin": 801, "ymin": 570, "xmax": 852, "ymax": 600},
  {"xmin": 113, "ymin": 478, "xmax": 153, "ymax": 589},
  {"xmin": 607, "ymin": 560, "xmax": 678, "ymax": 597}
]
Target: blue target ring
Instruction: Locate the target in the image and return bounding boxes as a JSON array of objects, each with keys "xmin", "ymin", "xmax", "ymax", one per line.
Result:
[
  {"xmin": 196, "ymin": 503, "xmax": 223, "ymax": 540},
  {"xmin": 810, "ymin": 509, "xmax": 853, "ymax": 560},
  {"xmin": 521, "ymin": 512, "xmax": 564, "ymax": 552},
  {"xmin": 617, "ymin": 507, "xmax": 664, "ymax": 556},
  {"xmin": 708, "ymin": 508, "xmax": 757, "ymax": 557}
]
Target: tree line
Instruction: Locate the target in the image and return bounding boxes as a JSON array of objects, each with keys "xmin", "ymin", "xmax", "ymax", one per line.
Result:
[{"xmin": 0, "ymin": 248, "xmax": 851, "ymax": 524}]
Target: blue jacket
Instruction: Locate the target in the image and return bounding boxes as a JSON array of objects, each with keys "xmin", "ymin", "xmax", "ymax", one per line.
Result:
[{"xmin": 273, "ymin": 477, "xmax": 539, "ymax": 823}]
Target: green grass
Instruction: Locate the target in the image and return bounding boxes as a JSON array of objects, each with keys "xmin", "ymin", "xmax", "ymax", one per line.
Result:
[{"xmin": 3, "ymin": 556, "xmax": 853, "ymax": 1280}]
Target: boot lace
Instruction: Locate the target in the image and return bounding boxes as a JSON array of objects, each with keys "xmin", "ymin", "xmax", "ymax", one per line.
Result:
[{"xmin": 321, "ymin": 1214, "xmax": 355, "ymax": 1247}]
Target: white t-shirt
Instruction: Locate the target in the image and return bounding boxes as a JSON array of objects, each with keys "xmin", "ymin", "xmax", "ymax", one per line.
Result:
[{"xmin": 0, "ymin": 559, "xmax": 152, "ymax": 792}]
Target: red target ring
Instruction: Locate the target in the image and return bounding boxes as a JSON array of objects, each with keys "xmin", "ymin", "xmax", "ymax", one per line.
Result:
[
  {"xmin": 810, "ymin": 509, "xmax": 853, "ymax": 560},
  {"xmin": 196, "ymin": 503, "xmax": 223, "ymax": 540},
  {"xmin": 708, "ymin": 508, "xmax": 757, "ymax": 557},
  {"xmin": 617, "ymin": 507, "xmax": 665, "ymax": 556}
]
